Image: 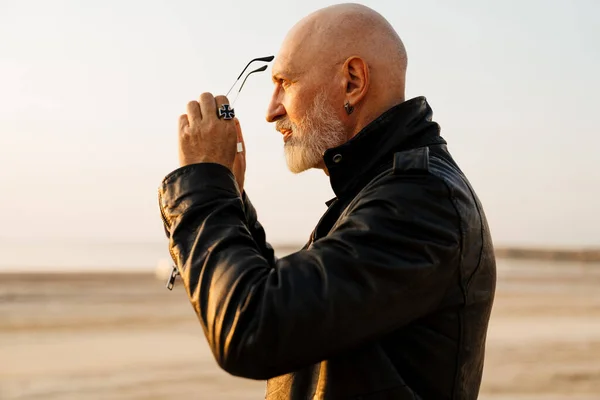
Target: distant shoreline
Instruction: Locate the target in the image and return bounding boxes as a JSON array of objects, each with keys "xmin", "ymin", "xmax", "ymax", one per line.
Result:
[
  {"xmin": 0, "ymin": 246, "xmax": 598, "ymax": 274},
  {"xmin": 493, "ymin": 247, "xmax": 600, "ymax": 262}
]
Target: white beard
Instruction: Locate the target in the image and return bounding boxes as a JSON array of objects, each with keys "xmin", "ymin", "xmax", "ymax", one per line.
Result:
[{"xmin": 281, "ymin": 91, "xmax": 347, "ymax": 173}]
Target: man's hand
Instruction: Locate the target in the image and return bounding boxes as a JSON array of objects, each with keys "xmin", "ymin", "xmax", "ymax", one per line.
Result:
[
  {"xmin": 179, "ymin": 93, "xmax": 238, "ymax": 171},
  {"xmin": 232, "ymin": 118, "xmax": 246, "ymax": 194}
]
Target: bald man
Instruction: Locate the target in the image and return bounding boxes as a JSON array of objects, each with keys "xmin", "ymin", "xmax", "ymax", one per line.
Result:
[{"xmin": 159, "ymin": 3, "xmax": 496, "ymax": 399}]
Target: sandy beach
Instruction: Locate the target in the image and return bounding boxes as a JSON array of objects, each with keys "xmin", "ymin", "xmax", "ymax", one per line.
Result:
[{"xmin": 1, "ymin": 259, "xmax": 599, "ymax": 400}]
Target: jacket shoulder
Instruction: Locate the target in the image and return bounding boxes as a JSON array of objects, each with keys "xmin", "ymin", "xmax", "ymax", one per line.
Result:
[{"xmin": 392, "ymin": 147, "xmax": 431, "ymax": 174}]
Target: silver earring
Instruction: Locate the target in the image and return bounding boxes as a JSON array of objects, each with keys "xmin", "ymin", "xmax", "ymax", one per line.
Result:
[{"xmin": 344, "ymin": 101, "xmax": 354, "ymax": 115}]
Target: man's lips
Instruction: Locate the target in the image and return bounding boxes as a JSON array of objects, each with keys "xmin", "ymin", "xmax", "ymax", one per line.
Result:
[{"xmin": 280, "ymin": 129, "xmax": 293, "ymax": 143}]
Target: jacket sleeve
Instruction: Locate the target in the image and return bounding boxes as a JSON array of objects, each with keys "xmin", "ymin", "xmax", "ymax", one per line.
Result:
[
  {"xmin": 159, "ymin": 162, "xmax": 460, "ymax": 380},
  {"xmin": 241, "ymin": 191, "xmax": 277, "ymax": 266}
]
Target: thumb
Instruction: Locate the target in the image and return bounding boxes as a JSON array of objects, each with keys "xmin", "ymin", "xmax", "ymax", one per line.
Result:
[{"xmin": 234, "ymin": 118, "xmax": 245, "ymax": 153}]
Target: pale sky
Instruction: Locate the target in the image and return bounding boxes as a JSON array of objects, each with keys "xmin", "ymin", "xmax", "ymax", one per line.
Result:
[{"xmin": 1, "ymin": 0, "xmax": 599, "ymax": 249}]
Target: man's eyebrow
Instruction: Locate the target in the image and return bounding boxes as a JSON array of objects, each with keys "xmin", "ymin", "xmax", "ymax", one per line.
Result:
[
  {"xmin": 271, "ymin": 69, "xmax": 294, "ymax": 82},
  {"xmin": 271, "ymin": 72, "xmax": 285, "ymax": 82}
]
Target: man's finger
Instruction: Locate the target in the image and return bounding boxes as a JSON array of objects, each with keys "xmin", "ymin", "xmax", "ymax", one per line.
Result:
[
  {"xmin": 199, "ymin": 92, "xmax": 217, "ymax": 121},
  {"xmin": 179, "ymin": 114, "xmax": 189, "ymax": 133},
  {"xmin": 186, "ymin": 101, "xmax": 201, "ymax": 125}
]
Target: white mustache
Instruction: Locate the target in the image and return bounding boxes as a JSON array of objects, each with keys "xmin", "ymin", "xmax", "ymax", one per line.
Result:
[{"xmin": 276, "ymin": 119, "xmax": 294, "ymax": 132}]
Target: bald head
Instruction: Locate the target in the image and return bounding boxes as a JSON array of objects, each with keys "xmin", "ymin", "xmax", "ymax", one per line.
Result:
[{"xmin": 288, "ymin": 4, "xmax": 406, "ymax": 69}]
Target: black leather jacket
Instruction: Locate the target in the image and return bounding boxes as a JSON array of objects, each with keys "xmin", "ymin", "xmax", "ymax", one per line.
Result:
[{"xmin": 159, "ymin": 97, "xmax": 496, "ymax": 399}]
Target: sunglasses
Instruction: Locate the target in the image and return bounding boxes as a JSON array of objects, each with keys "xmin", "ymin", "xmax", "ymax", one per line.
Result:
[{"xmin": 226, "ymin": 55, "xmax": 274, "ymax": 106}]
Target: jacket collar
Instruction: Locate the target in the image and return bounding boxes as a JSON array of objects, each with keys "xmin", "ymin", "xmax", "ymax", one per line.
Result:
[{"xmin": 323, "ymin": 96, "xmax": 446, "ymax": 199}]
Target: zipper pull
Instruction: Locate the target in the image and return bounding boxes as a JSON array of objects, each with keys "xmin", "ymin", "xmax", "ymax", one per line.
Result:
[{"xmin": 166, "ymin": 265, "xmax": 179, "ymax": 290}]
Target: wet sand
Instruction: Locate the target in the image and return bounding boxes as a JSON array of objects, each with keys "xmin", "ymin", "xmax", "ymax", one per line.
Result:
[{"xmin": 1, "ymin": 259, "xmax": 599, "ymax": 399}]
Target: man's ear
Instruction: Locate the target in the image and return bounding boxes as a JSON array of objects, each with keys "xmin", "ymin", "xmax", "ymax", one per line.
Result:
[{"xmin": 342, "ymin": 56, "xmax": 369, "ymax": 107}]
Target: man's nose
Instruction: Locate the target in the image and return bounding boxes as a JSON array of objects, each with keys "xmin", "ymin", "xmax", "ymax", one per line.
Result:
[{"xmin": 266, "ymin": 89, "xmax": 285, "ymax": 123}]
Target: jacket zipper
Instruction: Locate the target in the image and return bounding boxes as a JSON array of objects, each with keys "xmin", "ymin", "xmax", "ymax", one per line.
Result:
[
  {"xmin": 158, "ymin": 188, "xmax": 180, "ymax": 291},
  {"xmin": 166, "ymin": 264, "xmax": 180, "ymax": 290}
]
